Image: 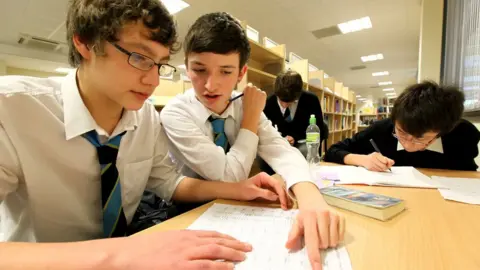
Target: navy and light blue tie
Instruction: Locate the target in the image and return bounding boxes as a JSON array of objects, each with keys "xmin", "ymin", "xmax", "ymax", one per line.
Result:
[
  {"xmin": 284, "ymin": 107, "xmax": 293, "ymax": 122},
  {"xmin": 209, "ymin": 117, "xmax": 230, "ymax": 152},
  {"xmin": 83, "ymin": 130, "xmax": 128, "ymax": 238}
]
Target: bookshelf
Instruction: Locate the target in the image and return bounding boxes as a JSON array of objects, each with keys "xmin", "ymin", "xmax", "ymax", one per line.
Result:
[{"xmin": 150, "ymin": 79, "xmax": 188, "ymax": 110}]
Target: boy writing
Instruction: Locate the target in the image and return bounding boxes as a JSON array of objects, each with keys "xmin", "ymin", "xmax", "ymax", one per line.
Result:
[{"xmin": 325, "ymin": 81, "xmax": 480, "ymax": 171}]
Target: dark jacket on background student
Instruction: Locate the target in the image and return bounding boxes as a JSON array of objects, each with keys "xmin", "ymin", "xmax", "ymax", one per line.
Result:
[
  {"xmin": 325, "ymin": 118, "xmax": 480, "ymax": 171},
  {"xmin": 264, "ymin": 90, "xmax": 324, "ymax": 145}
]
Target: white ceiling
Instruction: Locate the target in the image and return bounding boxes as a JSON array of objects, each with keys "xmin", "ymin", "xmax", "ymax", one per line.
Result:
[{"xmin": 0, "ymin": 0, "xmax": 422, "ymax": 101}]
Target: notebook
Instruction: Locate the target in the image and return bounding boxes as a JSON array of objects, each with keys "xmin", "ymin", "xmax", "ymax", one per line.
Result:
[
  {"xmin": 188, "ymin": 204, "xmax": 352, "ymax": 270},
  {"xmin": 317, "ymin": 166, "xmax": 441, "ymax": 189}
]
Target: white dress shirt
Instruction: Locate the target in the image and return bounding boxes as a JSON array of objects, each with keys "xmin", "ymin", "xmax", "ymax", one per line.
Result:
[
  {"xmin": 160, "ymin": 89, "xmax": 313, "ymax": 191},
  {"xmin": 277, "ymin": 97, "xmax": 298, "ymax": 119},
  {"xmin": 0, "ymin": 71, "xmax": 184, "ymax": 242}
]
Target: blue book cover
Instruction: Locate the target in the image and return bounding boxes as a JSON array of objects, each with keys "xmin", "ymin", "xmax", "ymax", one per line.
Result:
[{"xmin": 320, "ymin": 186, "xmax": 402, "ymax": 208}]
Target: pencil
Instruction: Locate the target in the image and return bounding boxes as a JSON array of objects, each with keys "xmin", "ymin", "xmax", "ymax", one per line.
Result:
[
  {"xmin": 369, "ymin": 138, "xmax": 392, "ymax": 172},
  {"xmin": 227, "ymin": 93, "xmax": 244, "ymax": 103}
]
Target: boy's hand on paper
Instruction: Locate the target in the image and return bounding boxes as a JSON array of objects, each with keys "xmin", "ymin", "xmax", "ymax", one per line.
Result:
[
  {"xmin": 285, "ymin": 135, "xmax": 295, "ymax": 145},
  {"xmin": 284, "ymin": 183, "xmax": 346, "ymax": 270},
  {"xmin": 234, "ymin": 172, "xmax": 291, "ymax": 210},
  {"xmin": 112, "ymin": 230, "xmax": 251, "ymax": 270},
  {"xmin": 362, "ymin": 152, "xmax": 395, "ymax": 172}
]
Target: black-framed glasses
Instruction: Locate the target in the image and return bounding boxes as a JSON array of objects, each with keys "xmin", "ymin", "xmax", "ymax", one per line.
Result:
[
  {"xmin": 392, "ymin": 126, "xmax": 438, "ymax": 147},
  {"xmin": 110, "ymin": 42, "xmax": 176, "ymax": 77}
]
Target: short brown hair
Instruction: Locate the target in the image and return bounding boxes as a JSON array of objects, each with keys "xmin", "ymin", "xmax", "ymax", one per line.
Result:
[
  {"xmin": 66, "ymin": 0, "xmax": 179, "ymax": 67},
  {"xmin": 183, "ymin": 12, "xmax": 250, "ymax": 68},
  {"xmin": 391, "ymin": 81, "xmax": 465, "ymax": 137},
  {"xmin": 274, "ymin": 70, "xmax": 304, "ymax": 102}
]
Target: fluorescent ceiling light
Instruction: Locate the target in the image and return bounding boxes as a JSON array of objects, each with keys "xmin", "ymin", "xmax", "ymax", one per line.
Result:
[
  {"xmin": 372, "ymin": 71, "xmax": 389, "ymax": 76},
  {"xmin": 361, "ymin": 53, "xmax": 384, "ymax": 62},
  {"xmin": 358, "ymin": 98, "xmax": 367, "ymax": 101},
  {"xmin": 386, "ymin": 93, "xmax": 397, "ymax": 96},
  {"xmin": 378, "ymin": 81, "xmax": 392, "ymax": 86},
  {"xmin": 161, "ymin": 0, "xmax": 189, "ymax": 15},
  {"xmin": 338, "ymin": 16, "xmax": 372, "ymax": 34},
  {"xmin": 55, "ymin": 67, "xmax": 75, "ymax": 74},
  {"xmin": 356, "ymin": 95, "xmax": 361, "ymax": 97},
  {"xmin": 383, "ymin": 88, "xmax": 395, "ymax": 91},
  {"xmin": 177, "ymin": 64, "xmax": 186, "ymax": 69}
]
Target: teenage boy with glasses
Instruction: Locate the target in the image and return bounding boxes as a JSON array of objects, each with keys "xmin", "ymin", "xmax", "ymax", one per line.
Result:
[
  {"xmin": 325, "ymin": 81, "xmax": 480, "ymax": 171},
  {"xmin": 0, "ymin": 1, "xmax": 290, "ymax": 269}
]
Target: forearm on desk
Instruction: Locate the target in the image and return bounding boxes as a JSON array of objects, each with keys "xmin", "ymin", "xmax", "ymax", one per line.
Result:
[
  {"xmin": 172, "ymin": 177, "xmax": 242, "ymax": 202},
  {"xmin": 0, "ymin": 240, "xmax": 117, "ymax": 270},
  {"xmin": 291, "ymin": 182, "xmax": 328, "ymax": 208},
  {"xmin": 343, "ymin": 153, "xmax": 366, "ymax": 167}
]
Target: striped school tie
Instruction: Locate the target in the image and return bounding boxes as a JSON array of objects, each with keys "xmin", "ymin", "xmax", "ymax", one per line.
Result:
[
  {"xmin": 284, "ymin": 107, "xmax": 293, "ymax": 122},
  {"xmin": 209, "ymin": 117, "xmax": 230, "ymax": 152},
  {"xmin": 83, "ymin": 130, "xmax": 128, "ymax": 238}
]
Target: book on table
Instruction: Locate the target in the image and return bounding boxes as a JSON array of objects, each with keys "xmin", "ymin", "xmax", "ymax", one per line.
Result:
[{"xmin": 320, "ymin": 186, "xmax": 406, "ymax": 221}]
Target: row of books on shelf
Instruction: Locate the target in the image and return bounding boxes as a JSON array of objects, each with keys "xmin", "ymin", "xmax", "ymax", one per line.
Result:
[
  {"xmin": 324, "ymin": 115, "xmax": 353, "ymax": 131},
  {"xmin": 323, "ymin": 98, "xmax": 355, "ymax": 113}
]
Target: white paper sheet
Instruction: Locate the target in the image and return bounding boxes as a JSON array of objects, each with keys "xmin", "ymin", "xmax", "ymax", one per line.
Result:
[
  {"xmin": 316, "ymin": 166, "xmax": 439, "ymax": 188},
  {"xmin": 188, "ymin": 204, "xmax": 352, "ymax": 270},
  {"xmin": 432, "ymin": 176, "xmax": 480, "ymax": 204}
]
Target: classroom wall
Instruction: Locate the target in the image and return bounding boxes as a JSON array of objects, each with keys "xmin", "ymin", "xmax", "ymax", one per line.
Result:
[
  {"xmin": 417, "ymin": 0, "xmax": 444, "ymax": 82},
  {"xmin": 0, "ymin": 61, "xmax": 6, "ymax": 76},
  {"xmin": 6, "ymin": 67, "xmax": 64, "ymax": 78}
]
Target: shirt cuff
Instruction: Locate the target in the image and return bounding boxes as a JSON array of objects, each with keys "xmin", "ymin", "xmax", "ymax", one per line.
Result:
[
  {"xmin": 162, "ymin": 175, "xmax": 186, "ymax": 202},
  {"xmin": 282, "ymin": 169, "xmax": 315, "ymax": 200},
  {"xmin": 233, "ymin": 128, "xmax": 259, "ymax": 162},
  {"xmin": 237, "ymin": 128, "xmax": 259, "ymax": 146}
]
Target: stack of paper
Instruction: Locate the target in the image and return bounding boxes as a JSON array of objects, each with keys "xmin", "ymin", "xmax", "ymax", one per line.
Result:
[
  {"xmin": 188, "ymin": 204, "xmax": 352, "ymax": 270},
  {"xmin": 311, "ymin": 166, "xmax": 440, "ymax": 189},
  {"xmin": 432, "ymin": 176, "xmax": 480, "ymax": 205}
]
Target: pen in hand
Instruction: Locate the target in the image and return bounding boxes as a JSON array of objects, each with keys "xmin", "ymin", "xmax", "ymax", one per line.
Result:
[
  {"xmin": 227, "ymin": 93, "xmax": 244, "ymax": 103},
  {"xmin": 369, "ymin": 138, "xmax": 392, "ymax": 172}
]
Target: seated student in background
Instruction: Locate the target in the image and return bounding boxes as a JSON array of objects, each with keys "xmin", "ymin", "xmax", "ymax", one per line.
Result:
[
  {"xmin": 160, "ymin": 12, "xmax": 345, "ymax": 269},
  {"xmin": 264, "ymin": 70, "xmax": 324, "ymax": 157},
  {"xmin": 324, "ymin": 81, "xmax": 480, "ymax": 171},
  {"xmin": 0, "ymin": 1, "xmax": 293, "ymax": 269}
]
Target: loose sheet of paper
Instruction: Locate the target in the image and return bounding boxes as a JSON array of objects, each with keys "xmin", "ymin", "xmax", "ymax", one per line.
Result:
[
  {"xmin": 432, "ymin": 176, "xmax": 480, "ymax": 205},
  {"xmin": 318, "ymin": 166, "xmax": 439, "ymax": 188},
  {"xmin": 188, "ymin": 204, "xmax": 352, "ymax": 270},
  {"xmin": 310, "ymin": 166, "xmax": 338, "ymax": 189}
]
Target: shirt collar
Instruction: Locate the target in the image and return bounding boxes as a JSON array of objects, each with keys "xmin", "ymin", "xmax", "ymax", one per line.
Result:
[
  {"xmin": 397, "ymin": 138, "xmax": 444, "ymax": 153},
  {"xmin": 62, "ymin": 70, "xmax": 138, "ymax": 140},
  {"xmin": 276, "ymin": 97, "xmax": 297, "ymax": 111},
  {"xmin": 186, "ymin": 88, "xmax": 237, "ymax": 123}
]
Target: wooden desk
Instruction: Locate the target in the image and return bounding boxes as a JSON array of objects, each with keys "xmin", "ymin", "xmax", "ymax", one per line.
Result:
[{"xmin": 142, "ymin": 165, "xmax": 480, "ymax": 270}]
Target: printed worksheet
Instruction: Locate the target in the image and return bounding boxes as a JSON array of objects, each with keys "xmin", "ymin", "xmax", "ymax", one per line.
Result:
[
  {"xmin": 432, "ymin": 176, "xmax": 480, "ymax": 204},
  {"xmin": 188, "ymin": 204, "xmax": 352, "ymax": 270}
]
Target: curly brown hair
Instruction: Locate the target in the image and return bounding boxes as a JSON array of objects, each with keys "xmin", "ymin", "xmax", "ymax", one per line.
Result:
[{"xmin": 66, "ymin": 0, "xmax": 180, "ymax": 67}]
